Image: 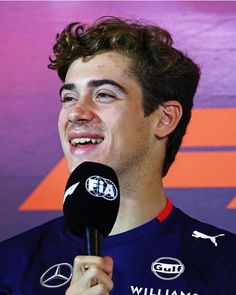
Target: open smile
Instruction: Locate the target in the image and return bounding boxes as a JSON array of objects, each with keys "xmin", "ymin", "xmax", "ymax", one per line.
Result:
[{"xmin": 70, "ymin": 137, "xmax": 104, "ymax": 146}]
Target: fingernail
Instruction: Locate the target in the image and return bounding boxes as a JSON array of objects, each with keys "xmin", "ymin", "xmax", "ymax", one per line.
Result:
[{"xmin": 104, "ymin": 257, "xmax": 113, "ymax": 270}]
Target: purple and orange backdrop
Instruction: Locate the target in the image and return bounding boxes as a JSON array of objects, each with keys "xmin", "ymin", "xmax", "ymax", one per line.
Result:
[{"xmin": 0, "ymin": 1, "xmax": 235, "ymax": 242}]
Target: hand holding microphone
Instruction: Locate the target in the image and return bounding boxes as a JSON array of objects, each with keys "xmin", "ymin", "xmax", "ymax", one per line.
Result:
[
  {"xmin": 65, "ymin": 256, "xmax": 114, "ymax": 295},
  {"xmin": 63, "ymin": 162, "xmax": 120, "ymax": 294}
]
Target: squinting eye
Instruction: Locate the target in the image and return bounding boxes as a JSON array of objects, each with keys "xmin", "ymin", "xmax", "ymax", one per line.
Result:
[
  {"xmin": 94, "ymin": 92, "xmax": 117, "ymax": 103},
  {"xmin": 60, "ymin": 96, "xmax": 77, "ymax": 106}
]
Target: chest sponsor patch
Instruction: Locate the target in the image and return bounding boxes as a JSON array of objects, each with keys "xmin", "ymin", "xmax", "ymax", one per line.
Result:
[
  {"xmin": 40, "ymin": 263, "xmax": 73, "ymax": 288},
  {"xmin": 151, "ymin": 257, "xmax": 185, "ymax": 280},
  {"xmin": 130, "ymin": 286, "xmax": 199, "ymax": 295}
]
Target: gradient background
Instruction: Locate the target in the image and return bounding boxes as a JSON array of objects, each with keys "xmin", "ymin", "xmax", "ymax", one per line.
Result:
[{"xmin": 0, "ymin": 1, "xmax": 235, "ymax": 242}]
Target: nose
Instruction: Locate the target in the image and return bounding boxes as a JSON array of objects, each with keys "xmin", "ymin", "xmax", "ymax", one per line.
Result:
[{"xmin": 68, "ymin": 99, "xmax": 96, "ymax": 123}]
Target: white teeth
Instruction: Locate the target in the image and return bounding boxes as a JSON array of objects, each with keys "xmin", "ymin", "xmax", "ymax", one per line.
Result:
[
  {"xmin": 96, "ymin": 138, "xmax": 103, "ymax": 144},
  {"xmin": 70, "ymin": 137, "xmax": 104, "ymax": 146}
]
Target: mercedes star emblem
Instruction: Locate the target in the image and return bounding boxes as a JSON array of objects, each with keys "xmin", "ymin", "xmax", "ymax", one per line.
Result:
[{"xmin": 40, "ymin": 263, "xmax": 73, "ymax": 288}]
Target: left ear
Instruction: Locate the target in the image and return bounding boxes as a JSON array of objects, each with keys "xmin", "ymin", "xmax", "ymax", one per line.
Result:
[{"xmin": 154, "ymin": 100, "xmax": 183, "ymax": 139}]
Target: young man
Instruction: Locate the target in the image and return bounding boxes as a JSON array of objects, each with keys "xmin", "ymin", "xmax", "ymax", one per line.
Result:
[{"xmin": 0, "ymin": 17, "xmax": 235, "ymax": 295}]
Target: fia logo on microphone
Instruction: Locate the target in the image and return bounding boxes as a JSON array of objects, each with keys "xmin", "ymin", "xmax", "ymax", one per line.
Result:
[{"xmin": 85, "ymin": 175, "xmax": 118, "ymax": 201}]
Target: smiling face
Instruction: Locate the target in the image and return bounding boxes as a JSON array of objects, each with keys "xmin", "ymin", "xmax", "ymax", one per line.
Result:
[{"xmin": 58, "ymin": 51, "xmax": 159, "ymax": 178}]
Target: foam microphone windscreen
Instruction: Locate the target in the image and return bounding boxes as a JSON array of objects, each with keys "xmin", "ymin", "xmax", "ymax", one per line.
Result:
[{"xmin": 63, "ymin": 161, "xmax": 120, "ymax": 238}]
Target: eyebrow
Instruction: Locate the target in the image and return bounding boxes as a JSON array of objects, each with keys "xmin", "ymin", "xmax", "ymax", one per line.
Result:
[
  {"xmin": 88, "ymin": 79, "xmax": 128, "ymax": 94},
  {"xmin": 59, "ymin": 79, "xmax": 128, "ymax": 97},
  {"xmin": 59, "ymin": 83, "xmax": 76, "ymax": 97}
]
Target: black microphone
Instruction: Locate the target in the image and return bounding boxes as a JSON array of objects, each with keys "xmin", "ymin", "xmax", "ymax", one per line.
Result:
[{"xmin": 63, "ymin": 161, "xmax": 120, "ymax": 256}]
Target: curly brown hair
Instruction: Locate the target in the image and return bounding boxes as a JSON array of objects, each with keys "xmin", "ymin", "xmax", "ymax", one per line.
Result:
[{"xmin": 49, "ymin": 16, "xmax": 200, "ymax": 177}]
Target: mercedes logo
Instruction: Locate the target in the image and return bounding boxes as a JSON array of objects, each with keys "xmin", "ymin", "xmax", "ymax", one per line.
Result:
[{"xmin": 40, "ymin": 263, "xmax": 73, "ymax": 288}]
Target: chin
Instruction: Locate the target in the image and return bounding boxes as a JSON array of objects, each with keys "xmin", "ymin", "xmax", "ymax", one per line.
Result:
[
  {"xmin": 66, "ymin": 150, "xmax": 117, "ymax": 171},
  {"xmin": 67, "ymin": 158, "xmax": 102, "ymax": 173},
  {"xmin": 66, "ymin": 159, "xmax": 82, "ymax": 173}
]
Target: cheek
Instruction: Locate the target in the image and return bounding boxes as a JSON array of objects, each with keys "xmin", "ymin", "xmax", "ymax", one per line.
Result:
[
  {"xmin": 122, "ymin": 111, "xmax": 146, "ymax": 137},
  {"xmin": 101, "ymin": 103, "xmax": 145, "ymax": 136},
  {"xmin": 133, "ymin": 104, "xmax": 143, "ymax": 114},
  {"xmin": 58, "ymin": 110, "xmax": 67, "ymax": 137},
  {"xmin": 128, "ymin": 105, "xmax": 145, "ymax": 127}
]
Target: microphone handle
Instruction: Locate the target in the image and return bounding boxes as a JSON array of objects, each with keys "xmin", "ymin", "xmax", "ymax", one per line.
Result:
[{"xmin": 83, "ymin": 227, "xmax": 103, "ymax": 256}]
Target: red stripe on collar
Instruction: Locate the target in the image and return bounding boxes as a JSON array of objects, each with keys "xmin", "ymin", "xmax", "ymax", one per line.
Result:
[{"xmin": 156, "ymin": 197, "xmax": 173, "ymax": 222}]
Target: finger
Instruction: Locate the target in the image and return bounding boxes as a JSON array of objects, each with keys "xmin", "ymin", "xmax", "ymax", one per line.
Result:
[
  {"xmin": 66, "ymin": 283, "xmax": 110, "ymax": 295},
  {"xmin": 88, "ymin": 266, "xmax": 114, "ymax": 291},
  {"xmin": 71, "ymin": 256, "xmax": 113, "ymax": 284},
  {"xmin": 67, "ymin": 266, "xmax": 113, "ymax": 294},
  {"xmin": 90, "ymin": 284, "xmax": 110, "ymax": 295},
  {"xmin": 103, "ymin": 256, "xmax": 113, "ymax": 279}
]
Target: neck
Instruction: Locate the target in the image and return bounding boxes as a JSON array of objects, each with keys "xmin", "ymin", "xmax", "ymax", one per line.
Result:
[{"xmin": 110, "ymin": 174, "xmax": 166, "ymax": 235}]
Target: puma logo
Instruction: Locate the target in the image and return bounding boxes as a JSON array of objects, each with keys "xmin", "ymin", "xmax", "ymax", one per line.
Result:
[{"xmin": 192, "ymin": 230, "xmax": 225, "ymax": 247}]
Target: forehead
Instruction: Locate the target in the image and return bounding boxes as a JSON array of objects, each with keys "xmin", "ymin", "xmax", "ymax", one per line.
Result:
[{"xmin": 65, "ymin": 51, "xmax": 136, "ymax": 84}]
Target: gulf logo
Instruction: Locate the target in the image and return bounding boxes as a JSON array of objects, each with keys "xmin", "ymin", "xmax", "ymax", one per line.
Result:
[{"xmin": 151, "ymin": 257, "xmax": 185, "ymax": 280}]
